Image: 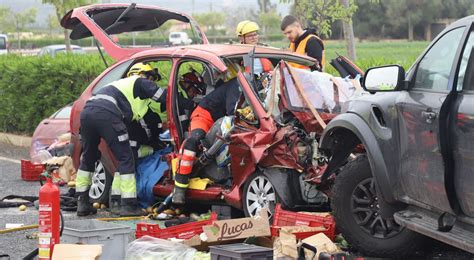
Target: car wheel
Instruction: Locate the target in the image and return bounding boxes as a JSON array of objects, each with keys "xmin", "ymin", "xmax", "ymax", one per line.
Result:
[
  {"xmin": 88, "ymin": 161, "xmax": 112, "ymax": 206},
  {"xmin": 331, "ymin": 154, "xmax": 423, "ymax": 258},
  {"xmin": 243, "ymin": 173, "xmax": 279, "ymax": 219}
]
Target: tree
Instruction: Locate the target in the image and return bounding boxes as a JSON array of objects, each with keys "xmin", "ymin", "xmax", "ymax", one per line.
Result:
[
  {"xmin": 193, "ymin": 12, "xmax": 226, "ymax": 37},
  {"xmin": 42, "ymin": 0, "xmax": 97, "ymax": 51},
  {"xmin": 258, "ymin": 0, "xmax": 277, "ymax": 13},
  {"xmin": 340, "ymin": 0, "xmax": 357, "ymax": 60},
  {"xmin": 259, "ymin": 11, "xmax": 282, "ymax": 35},
  {"xmin": 281, "ymin": 0, "xmax": 357, "ymax": 38},
  {"xmin": 223, "ymin": 6, "xmax": 258, "ymax": 37},
  {"xmin": 47, "ymin": 14, "xmax": 60, "ymax": 37},
  {"xmin": 0, "ymin": 7, "xmax": 37, "ymax": 49},
  {"xmin": 384, "ymin": 0, "xmax": 443, "ymax": 41}
]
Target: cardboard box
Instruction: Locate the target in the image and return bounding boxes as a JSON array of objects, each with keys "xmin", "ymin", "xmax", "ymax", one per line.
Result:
[
  {"xmin": 45, "ymin": 156, "xmax": 76, "ymax": 182},
  {"xmin": 52, "ymin": 244, "xmax": 102, "ymax": 260},
  {"xmin": 202, "ymin": 210, "xmax": 270, "ymax": 242},
  {"xmin": 302, "ymin": 233, "xmax": 341, "ymax": 259}
]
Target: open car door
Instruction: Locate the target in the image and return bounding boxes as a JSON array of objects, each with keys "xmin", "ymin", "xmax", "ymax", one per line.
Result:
[{"xmin": 61, "ymin": 3, "xmax": 208, "ymax": 61}]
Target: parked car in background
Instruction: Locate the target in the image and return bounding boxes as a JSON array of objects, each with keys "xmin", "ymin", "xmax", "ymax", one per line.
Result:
[
  {"xmin": 319, "ymin": 15, "xmax": 474, "ymax": 257},
  {"xmin": 38, "ymin": 44, "xmax": 85, "ymax": 57},
  {"xmin": 169, "ymin": 32, "xmax": 192, "ymax": 45},
  {"xmin": 0, "ymin": 34, "xmax": 8, "ymax": 55},
  {"xmin": 30, "ymin": 104, "xmax": 71, "ymax": 159}
]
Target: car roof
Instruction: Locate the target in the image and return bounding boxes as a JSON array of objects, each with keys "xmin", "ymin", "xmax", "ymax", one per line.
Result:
[
  {"xmin": 132, "ymin": 43, "xmax": 315, "ymax": 61},
  {"xmin": 447, "ymin": 15, "xmax": 474, "ymax": 28}
]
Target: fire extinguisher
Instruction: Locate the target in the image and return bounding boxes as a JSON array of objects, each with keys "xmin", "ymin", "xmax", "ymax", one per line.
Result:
[{"xmin": 37, "ymin": 165, "xmax": 61, "ymax": 260}]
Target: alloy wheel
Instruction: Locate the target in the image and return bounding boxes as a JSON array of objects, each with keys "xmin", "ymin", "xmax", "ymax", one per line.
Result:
[
  {"xmin": 350, "ymin": 177, "xmax": 403, "ymax": 238},
  {"xmin": 245, "ymin": 175, "xmax": 277, "ymax": 218},
  {"xmin": 89, "ymin": 161, "xmax": 107, "ymax": 200}
]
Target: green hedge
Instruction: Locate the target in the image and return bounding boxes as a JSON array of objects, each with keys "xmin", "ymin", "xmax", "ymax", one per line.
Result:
[{"xmin": 0, "ymin": 54, "xmax": 109, "ymax": 135}]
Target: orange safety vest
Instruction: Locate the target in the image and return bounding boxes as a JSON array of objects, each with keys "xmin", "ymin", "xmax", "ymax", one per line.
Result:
[
  {"xmin": 289, "ymin": 34, "xmax": 325, "ymax": 70},
  {"xmin": 245, "ymin": 58, "xmax": 273, "ymax": 73}
]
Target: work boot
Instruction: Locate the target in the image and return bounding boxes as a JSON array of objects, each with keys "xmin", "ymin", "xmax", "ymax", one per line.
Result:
[
  {"xmin": 109, "ymin": 195, "xmax": 121, "ymax": 215},
  {"xmin": 172, "ymin": 186, "xmax": 187, "ymax": 205},
  {"xmin": 77, "ymin": 191, "xmax": 97, "ymax": 216},
  {"xmin": 120, "ymin": 198, "xmax": 146, "ymax": 217}
]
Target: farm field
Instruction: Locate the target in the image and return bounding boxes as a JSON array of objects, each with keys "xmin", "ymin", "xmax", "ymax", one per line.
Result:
[{"xmin": 269, "ymin": 40, "xmax": 430, "ymax": 73}]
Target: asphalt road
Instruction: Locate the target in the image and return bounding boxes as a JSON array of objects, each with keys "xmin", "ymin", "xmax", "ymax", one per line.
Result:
[
  {"xmin": 0, "ymin": 143, "xmax": 124, "ymax": 259},
  {"xmin": 1, "ymin": 142, "xmax": 474, "ymax": 259}
]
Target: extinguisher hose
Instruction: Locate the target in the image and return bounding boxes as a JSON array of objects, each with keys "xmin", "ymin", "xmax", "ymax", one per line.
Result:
[{"xmin": 22, "ymin": 210, "xmax": 64, "ymax": 260}]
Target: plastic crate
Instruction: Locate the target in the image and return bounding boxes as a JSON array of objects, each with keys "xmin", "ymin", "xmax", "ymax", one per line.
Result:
[
  {"xmin": 271, "ymin": 204, "xmax": 336, "ymax": 240},
  {"xmin": 210, "ymin": 243, "xmax": 273, "ymax": 260},
  {"xmin": 21, "ymin": 160, "xmax": 45, "ymax": 181},
  {"xmin": 136, "ymin": 212, "xmax": 218, "ymax": 240},
  {"xmin": 61, "ymin": 219, "xmax": 130, "ymax": 260}
]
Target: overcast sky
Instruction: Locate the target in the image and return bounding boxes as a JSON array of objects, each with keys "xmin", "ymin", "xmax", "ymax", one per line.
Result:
[{"xmin": 0, "ymin": 0, "xmax": 291, "ymax": 27}]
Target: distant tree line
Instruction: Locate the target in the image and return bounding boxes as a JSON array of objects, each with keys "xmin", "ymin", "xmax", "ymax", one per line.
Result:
[{"xmin": 348, "ymin": 0, "xmax": 474, "ymax": 40}]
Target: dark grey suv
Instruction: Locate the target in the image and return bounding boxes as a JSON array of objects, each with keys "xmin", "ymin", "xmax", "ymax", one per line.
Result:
[{"xmin": 319, "ymin": 16, "xmax": 474, "ymax": 257}]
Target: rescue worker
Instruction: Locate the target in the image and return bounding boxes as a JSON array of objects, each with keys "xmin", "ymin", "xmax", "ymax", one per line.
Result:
[
  {"xmin": 280, "ymin": 15, "xmax": 325, "ymax": 71},
  {"xmin": 77, "ymin": 62, "xmax": 165, "ymax": 217},
  {"xmin": 236, "ymin": 20, "xmax": 273, "ymax": 74},
  {"xmin": 128, "ymin": 70, "xmax": 206, "ymax": 160},
  {"xmin": 172, "ymin": 77, "xmax": 241, "ymax": 205}
]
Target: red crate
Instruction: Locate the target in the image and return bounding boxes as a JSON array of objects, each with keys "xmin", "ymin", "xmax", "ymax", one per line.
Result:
[
  {"xmin": 135, "ymin": 212, "xmax": 218, "ymax": 240},
  {"xmin": 271, "ymin": 204, "xmax": 336, "ymax": 240},
  {"xmin": 21, "ymin": 160, "xmax": 45, "ymax": 181}
]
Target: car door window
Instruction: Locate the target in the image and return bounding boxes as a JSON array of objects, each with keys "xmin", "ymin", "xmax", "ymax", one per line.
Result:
[
  {"xmin": 92, "ymin": 60, "xmax": 134, "ymax": 94},
  {"xmin": 414, "ymin": 27, "xmax": 465, "ymax": 91},
  {"xmin": 457, "ymin": 30, "xmax": 474, "ymax": 91}
]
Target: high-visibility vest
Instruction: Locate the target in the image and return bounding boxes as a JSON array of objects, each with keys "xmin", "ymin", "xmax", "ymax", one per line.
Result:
[
  {"xmin": 112, "ymin": 75, "xmax": 150, "ymax": 121},
  {"xmin": 289, "ymin": 34, "xmax": 325, "ymax": 70},
  {"xmin": 148, "ymin": 86, "xmax": 188, "ymax": 122},
  {"xmin": 244, "ymin": 58, "xmax": 273, "ymax": 73}
]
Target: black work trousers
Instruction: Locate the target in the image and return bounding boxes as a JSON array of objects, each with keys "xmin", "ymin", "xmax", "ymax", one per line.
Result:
[{"xmin": 79, "ymin": 105, "xmax": 135, "ymax": 175}]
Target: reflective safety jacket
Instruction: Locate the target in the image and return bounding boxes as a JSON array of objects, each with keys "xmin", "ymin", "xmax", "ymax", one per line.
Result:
[
  {"xmin": 88, "ymin": 75, "xmax": 166, "ymax": 124},
  {"xmin": 289, "ymin": 30, "xmax": 325, "ymax": 71}
]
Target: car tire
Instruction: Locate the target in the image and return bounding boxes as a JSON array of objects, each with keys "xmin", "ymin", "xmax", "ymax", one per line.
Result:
[
  {"xmin": 331, "ymin": 154, "xmax": 423, "ymax": 258},
  {"xmin": 88, "ymin": 160, "xmax": 112, "ymax": 206},
  {"xmin": 243, "ymin": 172, "xmax": 280, "ymax": 219}
]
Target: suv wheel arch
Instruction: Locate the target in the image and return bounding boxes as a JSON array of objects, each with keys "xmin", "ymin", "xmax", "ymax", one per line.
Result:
[{"xmin": 320, "ymin": 113, "xmax": 396, "ymax": 204}]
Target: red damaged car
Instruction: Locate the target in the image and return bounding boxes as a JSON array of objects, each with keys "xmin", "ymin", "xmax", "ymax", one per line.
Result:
[{"xmin": 62, "ymin": 3, "xmax": 353, "ymax": 216}]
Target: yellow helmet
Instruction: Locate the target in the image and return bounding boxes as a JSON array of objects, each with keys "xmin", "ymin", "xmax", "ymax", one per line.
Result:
[
  {"xmin": 236, "ymin": 21, "xmax": 259, "ymax": 37},
  {"xmin": 127, "ymin": 62, "xmax": 154, "ymax": 77}
]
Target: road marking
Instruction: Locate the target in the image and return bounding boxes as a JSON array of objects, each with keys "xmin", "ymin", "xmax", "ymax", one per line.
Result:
[{"xmin": 0, "ymin": 156, "xmax": 21, "ymax": 164}]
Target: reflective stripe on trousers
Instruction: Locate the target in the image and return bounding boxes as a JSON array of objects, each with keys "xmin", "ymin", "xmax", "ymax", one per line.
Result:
[
  {"xmin": 111, "ymin": 172, "xmax": 121, "ymax": 196},
  {"xmin": 177, "ymin": 150, "xmax": 195, "ymax": 175},
  {"xmin": 76, "ymin": 169, "xmax": 93, "ymax": 192},
  {"xmin": 120, "ymin": 173, "xmax": 137, "ymax": 199}
]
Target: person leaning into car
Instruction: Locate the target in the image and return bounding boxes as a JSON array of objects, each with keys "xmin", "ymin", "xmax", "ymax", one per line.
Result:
[
  {"xmin": 76, "ymin": 62, "xmax": 165, "ymax": 217},
  {"xmin": 127, "ymin": 70, "xmax": 205, "ymax": 160},
  {"xmin": 172, "ymin": 76, "xmax": 241, "ymax": 205},
  {"xmin": 281, "ymin": 15, "xmax": 325, "ymax": 71}
]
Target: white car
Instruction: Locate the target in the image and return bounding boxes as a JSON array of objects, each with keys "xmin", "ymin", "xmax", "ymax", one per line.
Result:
[
  {"xmin": 169, "ymin": 32, "xmax": 192, "ymax": 45},
  {"xmin": 0, "ymin": 34, "xmax": 8, "ymax": 55}
]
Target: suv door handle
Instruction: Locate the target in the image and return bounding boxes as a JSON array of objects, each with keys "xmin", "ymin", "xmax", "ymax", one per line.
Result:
[{"xmin": 421, "ymin": 111, "xmax": 437, "ymax": 124}]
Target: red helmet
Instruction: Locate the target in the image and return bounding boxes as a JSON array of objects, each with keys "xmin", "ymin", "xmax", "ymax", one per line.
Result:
[{"xmin": 179, "ymin": 71, "xmax": 206, "ymax": 95}]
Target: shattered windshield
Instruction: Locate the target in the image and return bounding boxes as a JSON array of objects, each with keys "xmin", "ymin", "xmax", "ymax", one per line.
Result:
[{"xmin": 282, "ymin": 65, "xmax": 363, "ymax": 113}]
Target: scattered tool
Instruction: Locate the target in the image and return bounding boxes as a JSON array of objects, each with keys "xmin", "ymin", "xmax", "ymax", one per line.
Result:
[{"xmin": 154, "ymin": 192, "xmax": 173, "ymax": 214}]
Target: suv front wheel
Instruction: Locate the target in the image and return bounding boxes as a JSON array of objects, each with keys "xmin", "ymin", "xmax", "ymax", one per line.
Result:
[{"xmin": 331, "ymin": 155, "xmax": 423, "ymax": 258}]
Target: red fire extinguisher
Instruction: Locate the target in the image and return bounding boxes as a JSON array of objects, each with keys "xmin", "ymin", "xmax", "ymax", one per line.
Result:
[{"xmin": 38, "ymin": 166, "xmax": 60, "ymax": 259}]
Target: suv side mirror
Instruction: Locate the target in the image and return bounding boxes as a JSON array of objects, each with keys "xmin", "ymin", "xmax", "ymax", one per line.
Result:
[{"xmin": 363, "ymin": 65, "xmax": 405, "ymax": 92}]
